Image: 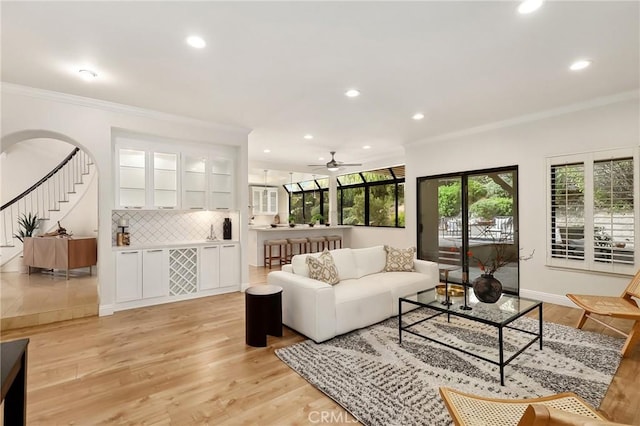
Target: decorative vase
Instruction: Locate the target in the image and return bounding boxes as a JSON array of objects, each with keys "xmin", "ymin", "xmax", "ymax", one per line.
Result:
[{"xmin": 472, "ymin": 274, "xmax": 503, "ymax": 303}]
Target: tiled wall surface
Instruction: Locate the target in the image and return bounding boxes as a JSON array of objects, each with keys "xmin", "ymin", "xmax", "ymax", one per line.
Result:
[{"xmin": 111, "ymin": 210, "xmax": 237, "ymax": 245}]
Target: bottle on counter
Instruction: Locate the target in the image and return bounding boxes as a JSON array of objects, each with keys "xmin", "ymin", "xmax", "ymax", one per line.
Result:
[{"xmin": 223, "ymin": 218, "xmax": 232, "ymax": 240}]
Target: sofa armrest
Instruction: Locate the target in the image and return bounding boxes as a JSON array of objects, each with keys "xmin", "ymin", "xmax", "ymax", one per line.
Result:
[
  {"xmin": 414, "ymin": 259, "xmax": 440, "ymax": 285},
  {"xmin": 267, "ymin": 271, "xmax": 337, "ymax": 343}
]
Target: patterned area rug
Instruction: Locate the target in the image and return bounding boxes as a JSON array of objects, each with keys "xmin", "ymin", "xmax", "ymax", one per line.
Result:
[{"xmin": 276, "ymin": 308, "xmax": 623, "ymax": 426}]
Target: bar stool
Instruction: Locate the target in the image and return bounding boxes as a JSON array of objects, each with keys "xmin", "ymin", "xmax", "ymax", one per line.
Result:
[
  {"xmin": 264, "ymin": 239, "xmax": 289, "ymax": 269},
  {"xmin": 325, "ymin": 235, "xmax": 343, "ymax": 250},
  {"xmin": 287, "ymin": 237, "xmax": 308, "ymax": 260},
  {"xmin": 307, "ymin": 236, "xmax": 326, "ymax": 253}
]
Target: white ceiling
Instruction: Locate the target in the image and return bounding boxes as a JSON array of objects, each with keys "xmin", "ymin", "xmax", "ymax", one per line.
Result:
[{"xmin": 2, "ymin": 2, "xmax": 638, "ymax": 185}]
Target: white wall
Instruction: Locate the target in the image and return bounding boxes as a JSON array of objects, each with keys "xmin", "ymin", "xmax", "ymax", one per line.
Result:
[
  {"xmin": 1, "ymin": 84, "xmax": 250, "ymax": 315},
  {"xmin": 349, "ymin": 227, "xmax": 409, "ymax": 250},
  {"xmin": 405, "ymin": 94, "xmax": 639, "ymax": 302}
]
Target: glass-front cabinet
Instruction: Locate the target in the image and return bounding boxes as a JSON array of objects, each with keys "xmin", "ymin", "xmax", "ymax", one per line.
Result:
[
  {"xmin": 182, "ymin": 155, "xmax": 207, "ymax": 209},
  {"xmin": 210, "ymin": 156, "xmax": 233, "ymax": 210},
  {"xmin": 115, "ymin": 139, "xmax": 237, "ymax": 211},
  {"xmin": 118, "ymin": 149, "xmax": 147, "ymax": 208},
  {"xmin": 153, "ymin": 152, "xmax": 178, "ymax": 209}
]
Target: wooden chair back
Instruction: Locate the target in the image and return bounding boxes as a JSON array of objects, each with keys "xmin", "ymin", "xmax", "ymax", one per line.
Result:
[{"xmin": 624, "ymin": 269, "xmax": 640, "ymax": 299}]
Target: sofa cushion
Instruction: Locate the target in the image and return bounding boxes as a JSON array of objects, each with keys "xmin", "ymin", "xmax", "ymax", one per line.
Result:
[
  {"xmin": 363, "ymin": 271, "xmax": 431, "ymax": 315},
  {"xmin": 333, "ymin": 278, "xmax": 393, "ymax": 335},
  {"xmin": 352, "ymin": 245, "xmax": 387, "ymax": 278},
  {"xmin": 384, "ymin": 245, "xmax": 416, "ymax": 272},
  {"xmin": 306, "ymin": 250, "xmax": 340, "ymax": 285},
  {"xmin": 328, "ymin": 248, "xmax": 358, "ymax": 280}
]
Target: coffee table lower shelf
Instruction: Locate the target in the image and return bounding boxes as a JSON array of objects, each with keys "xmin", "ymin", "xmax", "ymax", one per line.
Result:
[{"xmin": 399, "ymin": 294, "xmax": 543, "ymax": 386}]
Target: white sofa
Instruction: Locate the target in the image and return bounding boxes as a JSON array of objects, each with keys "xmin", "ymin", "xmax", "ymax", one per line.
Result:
[{"xmin": 266, "ymin": 245, "xmax": 439, "ymax": 342}]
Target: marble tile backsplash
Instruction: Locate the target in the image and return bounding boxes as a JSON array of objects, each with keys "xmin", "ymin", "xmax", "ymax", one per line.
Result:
[{"xmin": 112, "ymin": 210, "xmax": 238, "ymax": 246}]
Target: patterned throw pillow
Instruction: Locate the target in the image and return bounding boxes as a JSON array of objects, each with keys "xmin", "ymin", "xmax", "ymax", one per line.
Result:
[
  {"xmin": 384, "ymin": 246, "xmax": 416, "ymax": 272},
  {"xmin": 306, "ymin": 249, "xmax": 340, "ymax": 285}
]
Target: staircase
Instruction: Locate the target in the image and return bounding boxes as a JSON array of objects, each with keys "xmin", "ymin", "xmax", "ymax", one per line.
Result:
[{"xmin": 1, "ymin": 147, "xmax": 96, "ymax": 270}]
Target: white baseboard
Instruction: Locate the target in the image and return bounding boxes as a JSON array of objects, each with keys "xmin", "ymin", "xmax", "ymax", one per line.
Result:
[
  {"xmin": 519, "ymin": 289, "xmax": 576, "ymax": 308},
  {"xmin": 99, "ymin": 304, "xmax": 114, "ymax": 316}
]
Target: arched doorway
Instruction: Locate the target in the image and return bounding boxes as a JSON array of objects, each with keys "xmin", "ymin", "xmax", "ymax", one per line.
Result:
[{"xmin": 1, "ymin": 130, "xmax": 100, "ymax": 329}]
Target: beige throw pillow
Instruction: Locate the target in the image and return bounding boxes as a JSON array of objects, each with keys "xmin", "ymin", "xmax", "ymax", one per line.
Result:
[
  {"xmin": 306, "ymin": 249, "xmax": 340, "ymax": 285},
  {"xmin": 384, "ymin": 245, "xmax": 416, "ymax": 272}
]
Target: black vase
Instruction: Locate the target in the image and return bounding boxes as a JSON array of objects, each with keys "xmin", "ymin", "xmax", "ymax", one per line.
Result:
[
  {"xmin": 223, "ymin": 218, "xmax": 232, "ymax": 240},
  {"xmin": 472, "ymin": 274, "xmax": 503, "ymax": 303}
]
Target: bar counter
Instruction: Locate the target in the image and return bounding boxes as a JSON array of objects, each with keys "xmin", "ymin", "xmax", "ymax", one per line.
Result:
[{"xmin": 248, "ymin": 225, "xmax": 352, "ymax": 266}]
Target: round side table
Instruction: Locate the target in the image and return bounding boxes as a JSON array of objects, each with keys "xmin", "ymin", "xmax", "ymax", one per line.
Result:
[{"xmin": 245, "ymin": 285, "xmax": 283, "ymax": 347}]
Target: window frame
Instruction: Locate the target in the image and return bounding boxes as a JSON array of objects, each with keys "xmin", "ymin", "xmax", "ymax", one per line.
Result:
[
  {"xmin": 337, "ymin": 166, "xmax": 405, "ymax": 228},
  {"xmin": 546, "ymin": 147, "xmax": 639, "ymax": 275}
]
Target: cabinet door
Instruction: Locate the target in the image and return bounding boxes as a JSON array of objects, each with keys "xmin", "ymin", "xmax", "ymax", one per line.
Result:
[
  {"xmin": 210, "ymin": 156, "xmax": 234, "ymax": 210},
  {"xmin": 116, "ymin": 251, "xmax": 142, "ymax": 302},
  {"xmin": 219, "ymin": 244, "xmax": 240, "ymax": 287},
  {"xmin": 117, "ymin": 148, "xmax": 147, "ymax": 208},
  {"xmin": 268, "ymin": 188, "xmax": 278, "ymax": 214},
  {"xmin": 142, "ymin": 249, "xmax": 168, "ymax": 298},
  {"xmin": 252, "ymin": 188, "xmax": 262, "ymax": 215},
  {"xmin": 182, "ymin": 155, "xmax": 207, "ymax": 210},
  {"xmin": 199, "ymin": 245, "xmax": 220, "ymax": 290},
  {"xmin": 153, "ymin": 152, "xmax": 178, "ymax": 209}
]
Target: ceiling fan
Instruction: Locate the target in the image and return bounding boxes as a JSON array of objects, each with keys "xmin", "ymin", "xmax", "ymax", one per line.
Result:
[{"xmin": 308, "ymin": 151, "xmax": 362, "ymax": 172}]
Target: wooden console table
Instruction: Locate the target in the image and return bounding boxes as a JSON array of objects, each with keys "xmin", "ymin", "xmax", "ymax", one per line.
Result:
[{"xmin": 22, "ymin": 237, "xmax": 97, "ymax": 280}]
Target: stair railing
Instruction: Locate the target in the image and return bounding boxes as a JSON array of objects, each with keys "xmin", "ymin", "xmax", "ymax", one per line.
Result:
[{"xmin": 1, "ymin": 148, "xmax": 94, "ymax": 247}]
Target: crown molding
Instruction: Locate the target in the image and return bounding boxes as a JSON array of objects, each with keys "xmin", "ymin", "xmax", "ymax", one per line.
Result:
[
  {"xmin": 1, "ymin": 82, "xmax": 252, "ymax": 136},
  {"xmin": 406, "ymin": 90, "xmax": 640, "ymax": 147}
]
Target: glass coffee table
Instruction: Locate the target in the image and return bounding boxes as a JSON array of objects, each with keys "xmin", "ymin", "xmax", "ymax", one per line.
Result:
[{"xmin": 399, "ymin": 287, "xmax": 543, "ymax": 385}]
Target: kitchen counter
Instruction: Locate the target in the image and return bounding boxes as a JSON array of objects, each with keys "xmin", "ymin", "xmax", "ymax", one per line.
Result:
[
  {"xmin": 250, "ymin": 225, "xmax": 352, "ymax": 232},
  {"xmin": 247, "ymin": 225, "xmax": 352, "ymax": 266},
  {"xmin": 112, "ymin": 240, "xmax": 240, "ymax": 251}
]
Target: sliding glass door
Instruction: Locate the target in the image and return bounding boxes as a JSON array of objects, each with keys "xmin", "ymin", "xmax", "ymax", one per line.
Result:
[{"xmin": 417, "ymin": 166, "xmax": 520, "ymax": 294}]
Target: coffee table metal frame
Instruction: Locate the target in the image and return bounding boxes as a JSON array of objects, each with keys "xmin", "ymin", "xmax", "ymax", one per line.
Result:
[{"xmin": 399, "ymin": 288, "xmax": 543, "ymax": 385}]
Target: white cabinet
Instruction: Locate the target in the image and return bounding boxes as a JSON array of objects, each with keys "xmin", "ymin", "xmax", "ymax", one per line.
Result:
[
  {"xmin": 142, "ymin": 249, "xmax": 168, "ymax": 298},
  {"xmin": 115, "ymin": 242, "xmax": 240, "ymax": 309},
  {"xmin": 117, "ymin": 149, "xmax": 147, "ymax": 208},
  {"xmin": 153, "ymin": 152, "xmax": 178, "ymax": 209},
  {"xmin": 199, "ymin": 245, "xmax": 220, "ymax": 290},
  {"xmin": 210, "ymin": 156, "xmax": 234, "ymax": 210},
  {"xmin": 115, "ymin": 140, "xmax": 237, "ymax": 211},
  {"xmin": 251, "ymin": 187, "xmax": 278, "ymax": 215},
  {"xmin": 116, "ymin": 249, "xmax": 168, "ymax": 302},
  {"xmin": 220, "ymin": 243, "xmax": 240, "ymax": 287},
  {"xmin": 116, "ymin": 250, "xmax": 143, "ymax": 302},
  {"xmin": 182, "ymin": 154, "xmax": 207, "ymax": 210}
]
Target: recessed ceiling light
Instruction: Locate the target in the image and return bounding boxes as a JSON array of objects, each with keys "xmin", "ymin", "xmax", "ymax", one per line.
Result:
[
  {"xmin": 263, "ymin": 149, "xmax": 271, "ymax": 153},
  {"xmin": 304, "ymin": 134, "xmax": 314, "ymax": 140},
  {"xmin": 318, "ymin": 157, "xmax": 325, "ymax": 161},
  {"xmin": 345, "ymin": 89, "xmax": 361, "ymax": 98},
  {"xmin": 186, "ymin": 36, "xmax": 206, "ymax": 49},
  {"xmin": 518, "ymin": 0, "xmax": 543, "ymax": 14},
  {"xmin": 363, "ymin": 145, "xmax": 371, "ymax": 150},
  {"xmin": 78, "ymin": 69, "xmax": 97, "ymax": 81},
  {"xmin": 569, "ymin": 59, "xmax": 592, "ymax": 71},
  {"xmin": 412, "ymin": 113, "xmax": 425, "ymax": 120}
]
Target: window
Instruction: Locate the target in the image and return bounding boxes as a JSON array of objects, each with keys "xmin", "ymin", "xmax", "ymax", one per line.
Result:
[
  {"xmin": 286, "ymin": 177, "xmax": 327, "ymax": 223},
  {"xmin": 547, "ymin": 149, "xmax": 638, "ymax": 274},
  {"xmin": 338, "ymin": 165, "xmax": 405, "ymax": 228}
]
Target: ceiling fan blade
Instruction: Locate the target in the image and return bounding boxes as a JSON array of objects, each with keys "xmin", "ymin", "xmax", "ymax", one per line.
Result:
[{"xmin": 338, "ymin": 163, "xmax": 362, "ymax": 166}]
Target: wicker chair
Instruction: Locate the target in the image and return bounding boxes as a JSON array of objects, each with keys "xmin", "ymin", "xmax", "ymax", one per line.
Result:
[
  {"xmin": 566, "ymin": 269, "xmax": 640, "ymax": 357},
  {"xmin": 439, "ymin": 387, "xmax": 612, "ymax": 426}
]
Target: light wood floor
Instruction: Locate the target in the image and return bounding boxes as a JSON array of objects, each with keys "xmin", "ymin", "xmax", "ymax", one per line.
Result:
[
  {"xmin": 0, "ymin": 266, "xmax": 638, "ymax": 425},
  {"xmin": 1, "ymin": 268, "xmax": 98, "ymax": 330}
]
